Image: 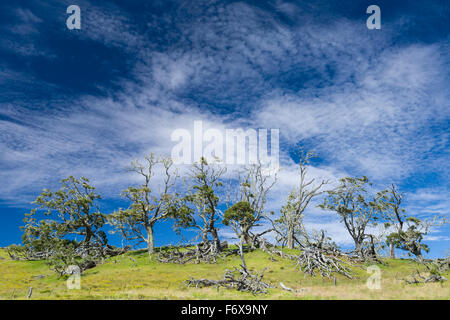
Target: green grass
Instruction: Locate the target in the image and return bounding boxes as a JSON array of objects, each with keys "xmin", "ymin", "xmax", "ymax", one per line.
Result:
[{"xmin": 0, "ymin": 247, "xmax": 449, "ymax": 300}]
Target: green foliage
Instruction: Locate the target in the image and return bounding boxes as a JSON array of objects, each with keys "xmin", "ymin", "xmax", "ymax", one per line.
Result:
[
  {"xmin": 171, "ymin": 157, "xmax": 225, "ymax": 246},
  {"xmin": 428, "ymin": 264, "xmax": 441, "ymax": 276},
  {"xmin": 167, "ymin": 203, "xmax": 195, "ymax": 235},
  {"xmin": 191, "ymin": 158, "xmax": 222, "ymax": 211},
  {"xmin": 379, "ymin": 184, "xmax": 445, "ymax": 261},
  {"xmin": 386, "ymin": 219, "xmax": 430, "ymax": 258},
  {"xmin": 107, "ymin": 154, "xmax": 178, "ymax": 255},
  {"xmin": 223, "ymin": 201, "xmax": 255, "ymax": 227},
  {"xmin": 5, "ymin": 244, "xmax": 28, "ymax": 260},
  {"xmin": 318, "ymin": 176, "xmax": 384, "ymax": 256},
  {"xmin": 19, "ymin": 219, "xmax": 60, "ymax": 259},
  {"xmin": 24, "ymin": 176, "xmax": 106, "ymax": 245},
  {"xmin": 45, "ymin": 240, "xmax": 78, "ymax": 275},
  {"xmin": 20, "ymin": 176, "xmax": 108, "ymax": 272},
  {"xmin": 274, "ymin": 191, "xmax": 306, "ymax": 242}
]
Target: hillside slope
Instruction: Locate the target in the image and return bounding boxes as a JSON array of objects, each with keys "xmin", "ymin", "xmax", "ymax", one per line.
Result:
[{"xmin": 0, "ymin": 248, "xmax": 448, "ymax": 300}]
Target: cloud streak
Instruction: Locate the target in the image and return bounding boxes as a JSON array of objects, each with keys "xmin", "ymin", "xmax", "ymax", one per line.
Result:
[{"xmin": 0, "ymin": 1, "xmax": 448, "ymax": 253}]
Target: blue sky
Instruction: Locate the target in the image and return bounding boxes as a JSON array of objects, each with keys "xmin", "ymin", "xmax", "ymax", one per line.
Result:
[{"xmin": 0, "ymin": 0, "xmax": 448, "ymax": 258}]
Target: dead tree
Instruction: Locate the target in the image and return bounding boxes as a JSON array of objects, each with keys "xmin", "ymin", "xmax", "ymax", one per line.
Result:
[
  {"xmin": 434, "ymin": 257, "xmax": 450, "ymax": 272},
  {"xmin": 186, "ymin": 266, "xmax": 272, "ymax": 295},
  {"xmin": 186, "ymin": 238, "xmax": 272, "ymax": 294},
  {"xmin": 295, "ymin": 247, "xmax": 353, "ymax": 278},
  {"xmin": 403, "ymin": 269, "xmax": 447, "ymax": 284},
  {"xmin": 271, "ymin": 150, "xmax": 328, "ymax": 249},
  {"xmin": 157, "ymin": 242, "xmax": 222, "ymax": 264},
  {"xmin": 261, "ymin": 236, "xmax": 354, "ymax": 279}
]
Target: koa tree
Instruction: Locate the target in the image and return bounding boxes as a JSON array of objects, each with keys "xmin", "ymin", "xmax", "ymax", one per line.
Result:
[{"xmin": 108, "ymin": 154, "xmax": 178, "ymax": 258}]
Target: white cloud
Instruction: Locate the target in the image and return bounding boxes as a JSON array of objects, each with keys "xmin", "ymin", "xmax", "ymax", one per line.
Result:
[
  {"xmin": 253, "ymin": 41, "xmax": 448, "ymax": 180},
  {"xmin": 0, "ymin": 1, "xmax": 448, "ymax": 254},
  {"xmin": 424, "ymin": 235, "xmax": 450, "ymax": 242}
]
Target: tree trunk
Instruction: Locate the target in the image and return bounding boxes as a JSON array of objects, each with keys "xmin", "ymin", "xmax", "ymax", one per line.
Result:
[
  {"xmin": 367, "ymin": 235, "xmax": 377, "ymax": 258},
  {"xmin": 411, "ymin": 244, "xmax": 423, "ymax": 263},
  {"xmin": 242, "ymin": 226, "xmax": 252, "ymax": 246},
  {"xmin": 416, "ymin": 251, "xmax": 424, "ymax": 264},
  {"xmin": 83, "ymin": 225, "xmax": 93, "ymax": 245},
  {"xmin": 201, "ymin": 229, "xmax": 209, "ymax": 245},
  {"xmin": 354, "ymin": 240, "xmax": 364, "ymax": 258},
  {"xmin": 390, "ymin": 243, "xmax": 395, "ymax": 259},
  {"xmin": 287, "ymin": 227, "xmax": 294, "ymax": 249},
  {"xmin": 146, "ymin": 224, "xmax": 155, "ymax": 257},
  {"xmin": 210, "ymin": 228, "xmax": 221, "ymax": 252},
  {"xmin": 239, "ymin": 234, "xmax": 248, "ymax": 273}
]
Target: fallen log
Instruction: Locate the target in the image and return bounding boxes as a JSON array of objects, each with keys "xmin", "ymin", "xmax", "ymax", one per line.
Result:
[
  {"xmin": 157, "ymin": 242, "xmax": 223, "ymax": 264},
  {"xmin": 261, "ymin": 243, "xmax": 354, "ymax": 279},
  {"xmin": 279, "ymin": 282, "xmax": 295, "ymax": 292},
  {"xmin": 186, "ymin": 240, "xmax": 272, "ymax": 294},
  {"xmin": 404, "ymin": 269, "xmax": 448, "ymax": 284},
  {"xmin": 186, "ymin": 266, "xmax": 272, "ymax": 295}
]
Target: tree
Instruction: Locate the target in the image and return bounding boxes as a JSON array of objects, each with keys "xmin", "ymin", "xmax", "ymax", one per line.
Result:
[
  {"xmin": 172, "ymin": 157, "xmax": 225, "ymax": 251},
  {"xmin": 386, "ymin": 217, "xmax": 429, "ymax": 262},
  {"xmin": 28, "ymin": 176, "xmax": 106, "ymax": 245},
  {"xmin": 18, "ymin": 218, "xmax": 65, "ymax": 260},
  {"xmin": 319, "ymin": 176, "xmax": 383, "ymax": 258},
  {"xmin": 223, "ymin": 201, "xmax": 256, "ymax": 247},
  {"xmin": 18, "ymin": 176, "xmax": 108, "ymax": 271},
  {"xmin": 223, "ymin": 162, "xmax": 276, "ymax": 248},
  {"xmin": 273, "ymin": 150, "xmax": 328, "ymax": 249},
  {"xmin": 108, "ymin": 154, "xmax": 178, "ymax": 257},
  {"xmin": 378, "ymin": 184, "xmax": 405, "ymax": 258},
  {"xmin": 379, "ymin": 184, "xmax": 446, "ymax": 262},
  {"xmin": 386, "ymin": 216, "xmax": 445, "ymax": 263}
]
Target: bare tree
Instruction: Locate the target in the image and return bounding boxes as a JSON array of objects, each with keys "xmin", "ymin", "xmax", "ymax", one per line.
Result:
[
  {"xmin": 273, "ymin": 150, "xmax": 328, "ymax": 249},
  {"xmin": 108, "ymin": 154, "xmax": 178, "ymax": 257}
]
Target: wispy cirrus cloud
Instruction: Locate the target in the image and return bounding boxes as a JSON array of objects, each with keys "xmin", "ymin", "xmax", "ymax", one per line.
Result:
[{"xmin": 0, "ymin": 0, "xmax": 448, "ymax": 253}]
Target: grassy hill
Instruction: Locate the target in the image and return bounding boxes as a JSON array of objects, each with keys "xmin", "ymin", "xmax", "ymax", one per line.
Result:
[{"xmin": 0, "ymin": 247, "xmax": 449, "ymax": 300}]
